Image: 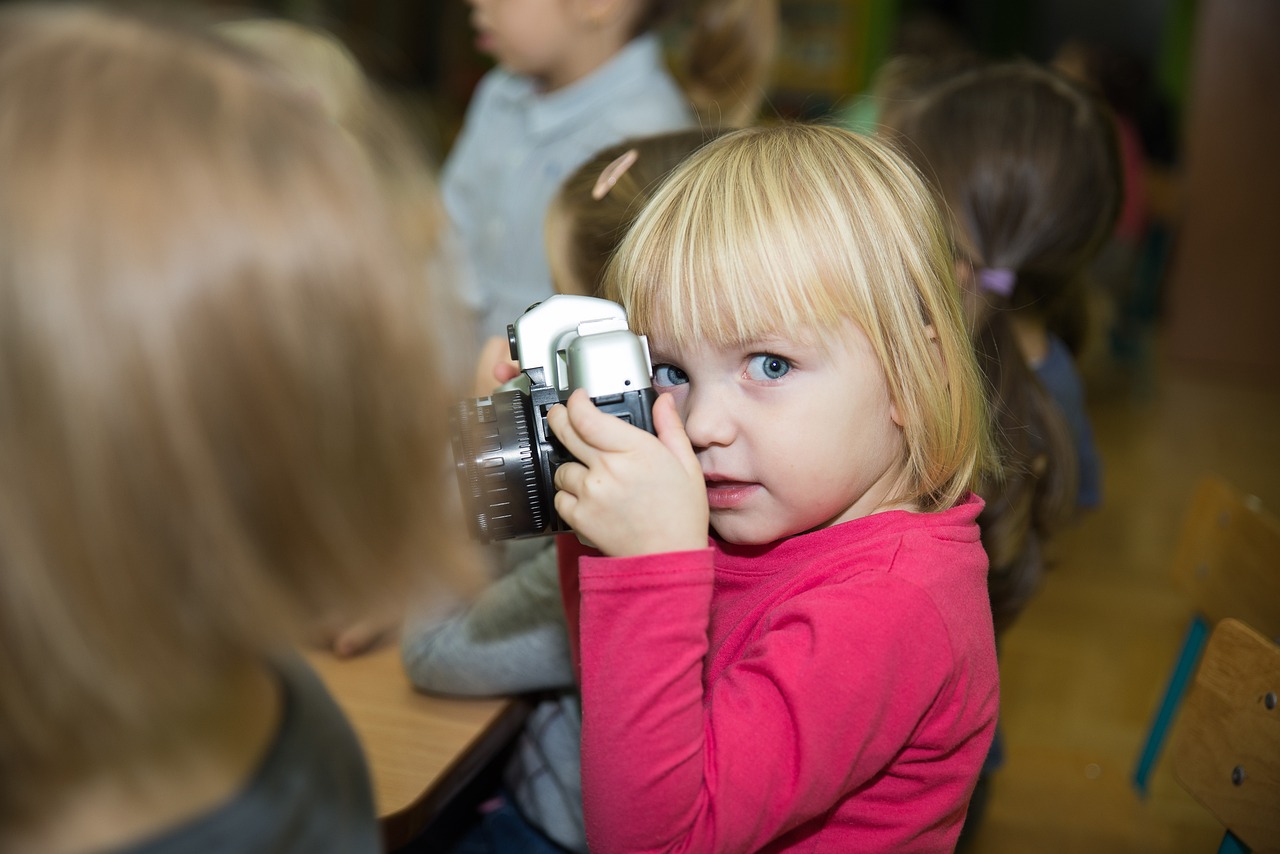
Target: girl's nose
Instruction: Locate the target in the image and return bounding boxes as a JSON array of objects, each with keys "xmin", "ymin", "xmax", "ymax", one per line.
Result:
[{"xmin": 680, "ymin": 385, "xmax": 734, "ymax": 449}]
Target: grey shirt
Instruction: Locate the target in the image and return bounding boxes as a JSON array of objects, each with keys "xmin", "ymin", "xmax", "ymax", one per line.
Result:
[
  {"xmin": 402, "ymin": 539, "xmax": 585, "ymax": 852},
  {"xmin": 441, "ymin": 34, "xmax": 696, "ymax": 341},
  {"xmin": 121, "ymin": 658, "xmax": 379, "ymax": 854}
]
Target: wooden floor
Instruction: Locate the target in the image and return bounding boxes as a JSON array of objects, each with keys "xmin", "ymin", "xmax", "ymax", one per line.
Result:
[{"xmin": 961, "ymin": 336, "xmax": 1280, "ymax": 853}]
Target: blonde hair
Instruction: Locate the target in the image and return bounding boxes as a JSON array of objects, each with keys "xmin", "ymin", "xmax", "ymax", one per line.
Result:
[
  {"xmin": 0, "ymin": 2, "xmax": 471, "ymax": 820},
  {"xmin": 217, "ymin": 18, "xmax": 449, "ymax": 286},
  {"xmin": 605, "ymin": 123, "xmax": 995, "ymax": 511}
]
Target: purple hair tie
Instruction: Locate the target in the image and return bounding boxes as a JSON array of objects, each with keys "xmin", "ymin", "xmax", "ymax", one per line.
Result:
[{"xmin": 977, "ymin": 267, "xmax": 1016, "ymax": 297}]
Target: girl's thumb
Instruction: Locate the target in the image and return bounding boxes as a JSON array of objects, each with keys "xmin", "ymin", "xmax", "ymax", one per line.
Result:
[{"xmin": 652, "ymin": 393, "xmax": 697, "ymax": 467}]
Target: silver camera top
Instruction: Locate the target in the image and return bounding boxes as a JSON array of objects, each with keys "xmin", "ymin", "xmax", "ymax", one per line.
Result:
[{"xmin": 509, "ymin": 295, "xmax": 652, "ymax": 400}]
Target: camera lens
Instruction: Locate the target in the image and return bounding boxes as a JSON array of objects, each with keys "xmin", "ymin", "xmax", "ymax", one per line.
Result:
[{"xmin": 450, "ymin": 390, "xmax": 548, "ymax": 542}]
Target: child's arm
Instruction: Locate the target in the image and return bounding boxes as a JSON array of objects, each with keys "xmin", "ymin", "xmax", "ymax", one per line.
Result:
[
  {"xmin": 546, "ymin": 389, "xmax": 707, "ymax": 558},
  {"xmin": 401, "ymin": 540, "xmax": 575, "ymax": 697}
]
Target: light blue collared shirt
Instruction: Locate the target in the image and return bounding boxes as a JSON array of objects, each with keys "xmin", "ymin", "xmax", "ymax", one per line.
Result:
[{"xmin": 442, "ymin": 34, "xmax": 696, "ymax": 344}]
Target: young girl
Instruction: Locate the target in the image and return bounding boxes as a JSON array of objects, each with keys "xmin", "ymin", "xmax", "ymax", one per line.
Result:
[
  {"xmin": 548, "ymin": 123, "xmax": 1000, "ymax": 852},
  {"xmin": 883, "ymin": 61, "xmax": 1122, "ymax": 627},
  {"xmin": 443, "ymin": 0, "xmax": 778, "ymax": 342},
  {"xmin": 402, "ymin": 127, "xmax": 729, "ymax": 854},
  {"xmin": 0, "ymin": 5, "xmax": 473, "ymax": 852}
]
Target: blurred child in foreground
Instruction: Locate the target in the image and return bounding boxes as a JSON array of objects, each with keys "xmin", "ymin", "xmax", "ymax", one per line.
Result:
[
  {"xmin": 0, "ymin": 4, "xmax": 474, "ymax": 851},
  {"xmin": 217, "ymin": 14, "xmax": 482, "ymax": 656}
]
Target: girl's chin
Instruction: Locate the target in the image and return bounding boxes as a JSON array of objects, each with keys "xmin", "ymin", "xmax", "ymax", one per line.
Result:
[{"xmin": 710, "ymin": 518, "xmax": 793, "ymax": 547}]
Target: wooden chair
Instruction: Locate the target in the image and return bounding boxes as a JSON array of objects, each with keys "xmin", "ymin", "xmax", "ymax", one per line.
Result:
[
  {"xmin": 1132, "ymin": 475, "xmax": 1280, "ymax": 795},
  {"xmin": 1170, "ymin": 617, "xmax": 1280, "ymax": 854}
]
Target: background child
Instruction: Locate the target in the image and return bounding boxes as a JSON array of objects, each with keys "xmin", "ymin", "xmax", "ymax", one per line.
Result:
[
  {"xmin": 443, "ymin": 0, "xmax": 778, "ymax": 343},
  {"xmin": 0, "ymin": 5, "xmax": 474, "ymax": 852},
  {"xmin": 881, "ymin": 61, "xmax": 1123, "ymax": 840},
  {"xmin": 883, "ymin": 61, "xmax": 1123, "ymax": 625},
  {"xmin": 549, "ymin": 123, "xmax": 1000, "ymax": 852},
  {"xmin": 402, "ymin": 126, "xmax": 729, "ymax": 854}
]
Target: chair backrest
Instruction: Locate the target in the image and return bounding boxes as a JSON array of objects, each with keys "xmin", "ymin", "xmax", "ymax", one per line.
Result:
[
  {"xmin": 1171, "ymin": 617, "xmax": 1280, "ymax": 852},
  {"xmin": 1172, "ymin": 475, "xmax": 1280, "ymax": 640}
]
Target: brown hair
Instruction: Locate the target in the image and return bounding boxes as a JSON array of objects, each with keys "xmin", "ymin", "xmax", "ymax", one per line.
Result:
[
  {"xmin": 886, "ymin": 61, "xmax": 1122, "ymax": 629},
  {"xmin": 886, "ymin": 60, "xmax": 1122, "ymax": 346},
  {"xmin": 0, "ymin": 2, "xmax": 472, "ymax": 820},
  {"xmin": 547, "ymin": 127, "xmax": 730, "ymax": 297},
  {"xmin": 637, "ymin": 0, "xmax": 779, "ymax": 126}
]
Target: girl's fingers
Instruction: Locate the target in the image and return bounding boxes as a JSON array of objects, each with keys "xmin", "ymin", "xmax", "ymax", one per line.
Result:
[
  {"xmin": 565, "ymin": 388, "xmax": 653, "ymax": 452},
  {"xmin": 546, "ymin": 395, "xmax": 595, "ymax": 465},
  {"xmin": 548, "ymin": 388, "xmax": 648, "ymax": 462},
  {"xmin": 553, "ymin": 459, "xmax": 586, "ymax": 496}
]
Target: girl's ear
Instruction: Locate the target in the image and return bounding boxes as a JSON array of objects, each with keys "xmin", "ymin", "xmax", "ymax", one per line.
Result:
[
  {"xmin": 891, "ymin": 323, "xmax": 943, "ymax": 429},
  {"xmin": 575, "ymin": 0, "xmax": 631, "ymax": 28},
  {"xmin": 890, "ymin": 399, "xmax": 906, "ymax": 429}
]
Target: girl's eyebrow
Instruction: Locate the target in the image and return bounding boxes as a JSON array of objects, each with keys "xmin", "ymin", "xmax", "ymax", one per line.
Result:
[{"xmin": 741, "ymin": 335, "xmax": 817, "ymax": 352}]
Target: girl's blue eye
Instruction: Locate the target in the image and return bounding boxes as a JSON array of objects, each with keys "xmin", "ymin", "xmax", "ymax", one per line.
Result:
[
  {"xmin": 747, "ymin": 353, "xmax": 791, "ymax": 381},
  {"xmin": 652, "ymin": 364, "xmax": 689, "ymax": 388}
]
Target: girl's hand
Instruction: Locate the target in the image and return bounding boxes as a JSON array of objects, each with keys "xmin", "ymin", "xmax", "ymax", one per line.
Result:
[
  {"xmin": 472, "ymin": 334, "xmax": 521, "ymax": 397},
  {"xmin": 548, "ymin": 389, "xmax": 708, "ymax": 557},
  {"xmin": 311, "ymin": 607, "xmax": 402, "ymax": 657}
]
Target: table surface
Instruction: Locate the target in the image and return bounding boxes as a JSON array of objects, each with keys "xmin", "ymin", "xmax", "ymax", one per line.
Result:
[{"xmin": 305, "ymin": 643, "xmax": 528, "ymax": 849}]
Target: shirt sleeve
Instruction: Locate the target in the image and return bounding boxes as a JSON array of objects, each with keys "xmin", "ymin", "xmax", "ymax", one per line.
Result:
[
  {"xmin": 400, "ymin": 539, "xmax": 575, "ymax": 696},
  {"xmin": 576, "ymin": 553, "xmax": 956, "ymax": 854}
]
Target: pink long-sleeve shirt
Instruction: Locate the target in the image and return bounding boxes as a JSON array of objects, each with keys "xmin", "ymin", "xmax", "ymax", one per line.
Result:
[{"xmin": 558, "ymin": 494, "xmax": 998, "ymax": 853}]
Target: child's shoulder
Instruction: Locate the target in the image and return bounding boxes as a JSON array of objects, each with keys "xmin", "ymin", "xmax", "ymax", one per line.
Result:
[
  {"xmin": 799, "ymin": 498, "xmax": 987, "ymax": 599},
  {"xmin": 826, "ymin": 496, "xmax": 984, "ymax": 555}
]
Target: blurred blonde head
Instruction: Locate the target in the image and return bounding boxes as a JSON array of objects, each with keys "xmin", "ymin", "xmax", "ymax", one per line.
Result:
[
  {"xmin": 0, "ymin": 2, "xmax": 473, "ymax": 820},
  {"xmin": 605, "ymin": 123, "xmax": 995, "ymax": 512},
  {"xmin": 217, "ymin": 17, "xmax": 449, "ymax": 280}
]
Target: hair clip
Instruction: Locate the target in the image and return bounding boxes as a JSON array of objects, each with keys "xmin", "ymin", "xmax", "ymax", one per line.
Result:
[
  {"xmin": 976, "ymin": 267, "xmax": 1016, "ymax": 297},
  {"xmin": 591, "ymin": 148, "xmax": 639, "ymax": 200}
]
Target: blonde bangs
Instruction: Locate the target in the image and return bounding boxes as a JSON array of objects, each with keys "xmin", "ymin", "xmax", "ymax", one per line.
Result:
[{"xmin": 608, "ymin": 127, "xmax": 875, "ymax": 350}]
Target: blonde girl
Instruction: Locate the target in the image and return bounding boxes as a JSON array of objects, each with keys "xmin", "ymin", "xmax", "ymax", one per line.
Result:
[
  {"xmin": 0, "ymin": 4, "xmax": 473, "ymax": 851},
  {"xmin": 549, "ymin": 123, "xmax": 1000, "ymax": 852}
]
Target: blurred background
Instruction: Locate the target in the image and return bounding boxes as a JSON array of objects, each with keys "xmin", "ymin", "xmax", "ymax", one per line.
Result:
[{"xmin": 28, "ymin": 1, "xmax": 1280, "ymax": 850}]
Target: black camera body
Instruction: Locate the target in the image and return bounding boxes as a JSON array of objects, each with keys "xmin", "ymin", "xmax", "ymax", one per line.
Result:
[{"xmin": 451, "ymin": 295, "xmax": 657, "ymax": 542}]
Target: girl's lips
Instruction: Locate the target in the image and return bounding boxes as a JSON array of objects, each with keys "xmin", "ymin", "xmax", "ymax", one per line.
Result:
[
  {"xmin": 704, "ymin": 479, "xmax": 760, "ymax": 510},
  {"xmin": 474, "ymin": 30, "xmax": 494, "ymax": 53}
]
